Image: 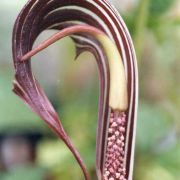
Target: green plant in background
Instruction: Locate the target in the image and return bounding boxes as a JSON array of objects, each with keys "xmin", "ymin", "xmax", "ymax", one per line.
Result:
[
  {"xmin": 128, "ymin": 0, "xmax": 177, "ymax": 59},
  {"xmin": 123, "ymin": 0, "xmax": 180, "ymax": 179},
  {"xmin": 12, "ymin": 0, "xmax": 138, "ymax": 180}
]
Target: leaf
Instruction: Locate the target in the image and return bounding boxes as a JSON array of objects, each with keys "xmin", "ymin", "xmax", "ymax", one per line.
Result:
[{"xmin": 149, "ymin": 0, "xmax": 176, "ymax": 17}]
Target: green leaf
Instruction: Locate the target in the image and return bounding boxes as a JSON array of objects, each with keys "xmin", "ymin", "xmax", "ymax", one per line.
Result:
[
  {"xmin": 136, "ymin": 102, "xmax": 172, "ymax": 151},
  {"xmin": 149, "ymin": 0, "xmax": 175, "ymax": 17},
  {"xmin": 0, "ymin": 165, "xmax": 47, "ymax": 180}
]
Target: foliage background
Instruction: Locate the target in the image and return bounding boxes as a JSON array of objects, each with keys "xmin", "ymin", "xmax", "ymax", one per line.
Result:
[{"xmin": 0, "ymin": 0, "xmax": 179, "ymax": 179}]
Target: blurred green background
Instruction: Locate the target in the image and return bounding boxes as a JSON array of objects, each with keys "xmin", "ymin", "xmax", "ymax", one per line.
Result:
[{"xmin": 0, "ymin": 0, "xmax": 179, "ymax": 179}]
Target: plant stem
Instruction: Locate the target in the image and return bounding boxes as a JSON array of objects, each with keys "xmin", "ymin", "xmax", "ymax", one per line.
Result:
[{"xmin": 133, "ymin": 0, "xmax": 150, "ymax": 61}]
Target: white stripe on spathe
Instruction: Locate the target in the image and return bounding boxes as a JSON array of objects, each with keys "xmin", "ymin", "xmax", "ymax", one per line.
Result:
[
  {"xmin": 43, "ymin": 6, "xmax": 113, "ymax": 40},
  {"xmin": 43, "ymin": 1, "xmax": 128, "ymax": 80},
  {"xmin": 43, "ymin": 2, "xmax": 131, "ymax": 113},
  {"xmin": 86, "ymin": 0, "xmax": 127, "ymax": 72},
  {"xmin": 97, "ymin": 1, "xmax": 138, "ymax": 179}
]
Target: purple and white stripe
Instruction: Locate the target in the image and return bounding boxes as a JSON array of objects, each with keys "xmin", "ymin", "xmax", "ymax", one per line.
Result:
[{"xmin": 12, "ymin": 1, "xmax": 138, "ymax": 180}]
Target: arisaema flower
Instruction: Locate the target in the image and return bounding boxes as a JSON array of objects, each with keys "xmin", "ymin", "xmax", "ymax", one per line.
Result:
[{"xmin": 12, "ymin": 1, "xmax": 138, "ymax": 180}]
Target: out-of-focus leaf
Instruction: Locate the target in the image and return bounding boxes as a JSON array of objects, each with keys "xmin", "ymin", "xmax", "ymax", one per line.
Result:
[
  {"xmin": 135, "ymin": 161, "xmax": 175, "ymax": 180},
  {"xmin": 149, "ymin": 0, "xmax": 175, "ymax": 17},
  {"xmin": 136, "ymin": 102, "xmax": 172, "ymax": 151},
  {"xmin": 122, "ymin": 14, "xmax": 136, "ymax": 35},
  {"xmin": 156, "ymin": 144, "xmax": 180, "ymax": 178},
  {"xmin": 37, "ymin": 139, "xmax": 93, "ymax": 180},
  {"xmin": 0, "ymin": 165, "xmax": 47, "ymax": 180}
]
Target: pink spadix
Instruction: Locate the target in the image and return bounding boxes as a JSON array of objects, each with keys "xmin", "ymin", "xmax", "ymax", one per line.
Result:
[{"xmin": 104, "ymin": 112, "xmax": 127, "ymax": 180}]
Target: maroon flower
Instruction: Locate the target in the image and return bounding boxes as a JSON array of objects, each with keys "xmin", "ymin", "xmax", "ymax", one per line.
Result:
[{"xmin": 12, "ymin": 1, "xmax": 138, "ymax": 180}]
